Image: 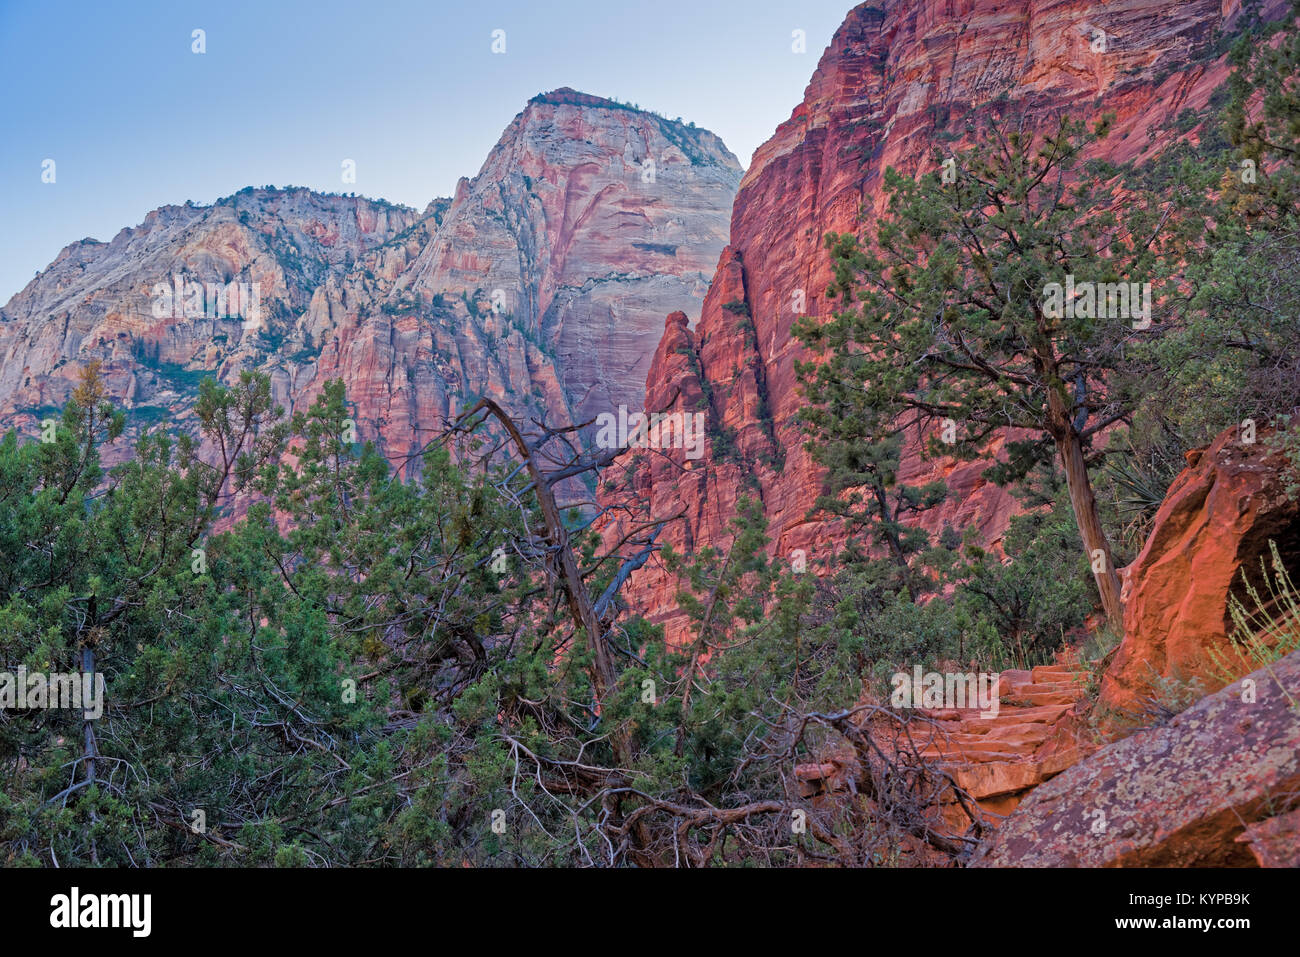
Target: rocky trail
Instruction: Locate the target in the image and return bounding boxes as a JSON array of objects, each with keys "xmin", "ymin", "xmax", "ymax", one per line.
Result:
[
  {"xmin": 795, "ymin": 656, "xmax": 1099, "ymax": 841},
  {"xmin": 909, "ymin": 661, "xmax": 1096, "ymax": 819}
]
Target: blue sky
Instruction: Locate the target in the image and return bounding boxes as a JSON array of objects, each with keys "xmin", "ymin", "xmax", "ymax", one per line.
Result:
[{"xmin": 0, "ymin": 0, "xmax": 851, "ymax": 304}]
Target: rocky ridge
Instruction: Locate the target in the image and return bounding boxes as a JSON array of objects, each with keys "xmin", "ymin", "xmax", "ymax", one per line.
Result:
[{"xmin": 0, "ymin": 91, "xmax": 741, "ymax": 473}]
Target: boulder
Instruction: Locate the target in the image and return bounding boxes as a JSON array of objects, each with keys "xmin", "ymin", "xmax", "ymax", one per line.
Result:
[
  {"xmin": 1101, "ymin": 426, "xmax": 1300, "ymax": 717},
  {"xmin": 971, "ymin": 650, "xmax": 1300, "ymax": 867},
  {"xmin": 1235, "ymin": 806, "xmax": 1300, "ymax": 868}
]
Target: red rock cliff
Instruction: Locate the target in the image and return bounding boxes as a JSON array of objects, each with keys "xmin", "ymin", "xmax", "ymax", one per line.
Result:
[{"xmin": 601, "ymin": 0, "xmax": 1287, "ymax": 640}]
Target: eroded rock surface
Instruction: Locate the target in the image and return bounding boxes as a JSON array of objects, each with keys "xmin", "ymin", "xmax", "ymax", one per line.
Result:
[
  {"xmin": 971, "ymin": 650, "xmax": 1300, "ymax": 867},
  {"xmin": 0, "ymin": 91, "xmax": 740, "ymax": 474},
  {"xmin": 1101, "ymin": 425, "xmax": 1300, "ymax": 717},
  {"xmin": 599, "ymin": 0, "xmax": 1287, "ymax": 641}
]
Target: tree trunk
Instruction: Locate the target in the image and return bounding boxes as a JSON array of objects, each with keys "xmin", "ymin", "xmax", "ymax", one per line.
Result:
[
  {"xmin": 871, "ymin": 480, "xmax": 916, "ymax": 602},
  {"xmin": 81, "ymin": 638, "xmax": 99, "ymax": 865},
  {"xmin": 458, "ymin": 398, "xmax": 657, "ymax": 863},
  {"xmin": 1055, "ymin": 426, "xmax": 1124, "ymax": 629}
]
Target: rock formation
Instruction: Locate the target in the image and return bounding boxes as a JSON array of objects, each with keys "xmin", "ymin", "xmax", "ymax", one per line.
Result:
[
  {"xmin": 971, "ymin": 649, "xmax": 1300, "ymax": 867},
  {"xmin": 0, "ymin": 188, "xmax": 420, "ymax": 452},
  {"xmin": 796, "ymin": 660, "xmax": 1096, "ymax": 834},
  {"xmin": 1101, "ymin": 425, "xmax": 1300, "ymax": 718},
  {"xmin": 791, "ymin": 402, "xmax": 1300, "ymax": 866},
  {"xmin": 398, "ymin": 89, "xmax": 740, "ymax": 434},
  {"xmin": 0, "ymin": 91, "xmax": 741, "ymax": 473},
  {"xmin": 599, "ymin": 0, "xmax": 1289, "ymax": 641}
]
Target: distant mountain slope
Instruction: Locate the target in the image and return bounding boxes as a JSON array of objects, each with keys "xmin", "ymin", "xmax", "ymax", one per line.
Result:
[{"xmin": 0, "ymin": 90, "xmax": 742, "ymax": 473}]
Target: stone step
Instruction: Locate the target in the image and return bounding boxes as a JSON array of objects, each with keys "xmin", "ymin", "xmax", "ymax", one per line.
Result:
[
  {"xmin": 951, "ymin": 760, "xmax": 1052, "ymax": 800},
  {"xmin": 994, "ymin": 670, "xmax": 1034, "ymax": 696},
  {"xmin": 1032, "ymin": 665, "xmax": 1080, "ymax": 681},
  {"xmin": 1005, "ymin": 692, "xmax": 1083, "ymax": 706},
  {"xmin": 1002, "ymin": 690, "xmax": 1082, "ymax": 707},
  {"xmin": 943, "ymin": 722, "xmax": 1056, "ymax": 746},
  {"xmin": 926, "ymin": 748, "xmax": 1031, "ymax": 764},
  {"xmin": 908, "ymin": 705, "xmax": 1073, "ymax": 733},
  {"xmin": 1010, "ymin": 680, "xmax": 1082, "ymax": 694},
  {"xmin": 925, "ymin": 729, "xmax": 1041, "ymax": 747},
  {"xmin": 918, "ymin": 732, "xmax": 1040, "ymax": 751},
  {"xmin": 918, "ymin": 720, "xmax": 1055, "ymax": 740},
  {"xmin": 800, "ymin": 659, "xmax": 1095, "ymax": 809},
  {"xmin": 963, "ymin": 704, "xmax": 1074, "ymax": 726}
]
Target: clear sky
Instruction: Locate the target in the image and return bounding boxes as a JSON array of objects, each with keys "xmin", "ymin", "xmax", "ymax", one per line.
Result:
[{"xmin": 0, "ymin": 0, "xmax": 852, "ymax": 305}]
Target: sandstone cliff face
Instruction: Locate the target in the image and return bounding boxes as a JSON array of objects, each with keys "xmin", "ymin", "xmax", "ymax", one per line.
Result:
[
  {"xmin": 301, "ymin": 90, "xmax": 740, "ymax": 469},
  {"xmin": 601, "ymin": 0, "xmax": 1286, "ymax": 640},
  {"xmin": 399, "ymin": 89, "xmax": 741, "ymax": 433},
  {"xmin": 0, "ymin": 188, "xmax": 420, "ymax": 449},
  {"xmin": 0, "ymin": 92, "xmax": 740, "ymax": 475}
]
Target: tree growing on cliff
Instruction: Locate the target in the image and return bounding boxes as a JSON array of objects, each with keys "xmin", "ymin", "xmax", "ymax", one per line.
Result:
[{"xmin": 800, "ymin": 113, "xmax": 1177, "ymax": 628}]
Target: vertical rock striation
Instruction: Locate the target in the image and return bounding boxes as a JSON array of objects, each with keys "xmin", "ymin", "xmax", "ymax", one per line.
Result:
[{"xmin": 600, "ymin": 0, "xmax": 1287, "ymax": 640}]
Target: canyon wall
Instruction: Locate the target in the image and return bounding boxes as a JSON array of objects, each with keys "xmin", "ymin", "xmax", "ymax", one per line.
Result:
[
  {"xmin": 304, "ymin": 89, "xmax": 741, "ymax": 463},
  {"xmin": 0, "ymin": 188, "xmax": 419, "ymax": 441},
  {"xmin": 601, "ymin": 0, "xmax": 1287, "ymax": 639},
  {"xmin": 0, "ymin": 91, "xmax": 740, "ymax": 473}
]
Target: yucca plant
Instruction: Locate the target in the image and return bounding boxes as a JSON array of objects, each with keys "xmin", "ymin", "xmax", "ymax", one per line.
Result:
[{"xmin": 1102, "ymin": 453, "xmax": 1170, "ymax": 548}]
